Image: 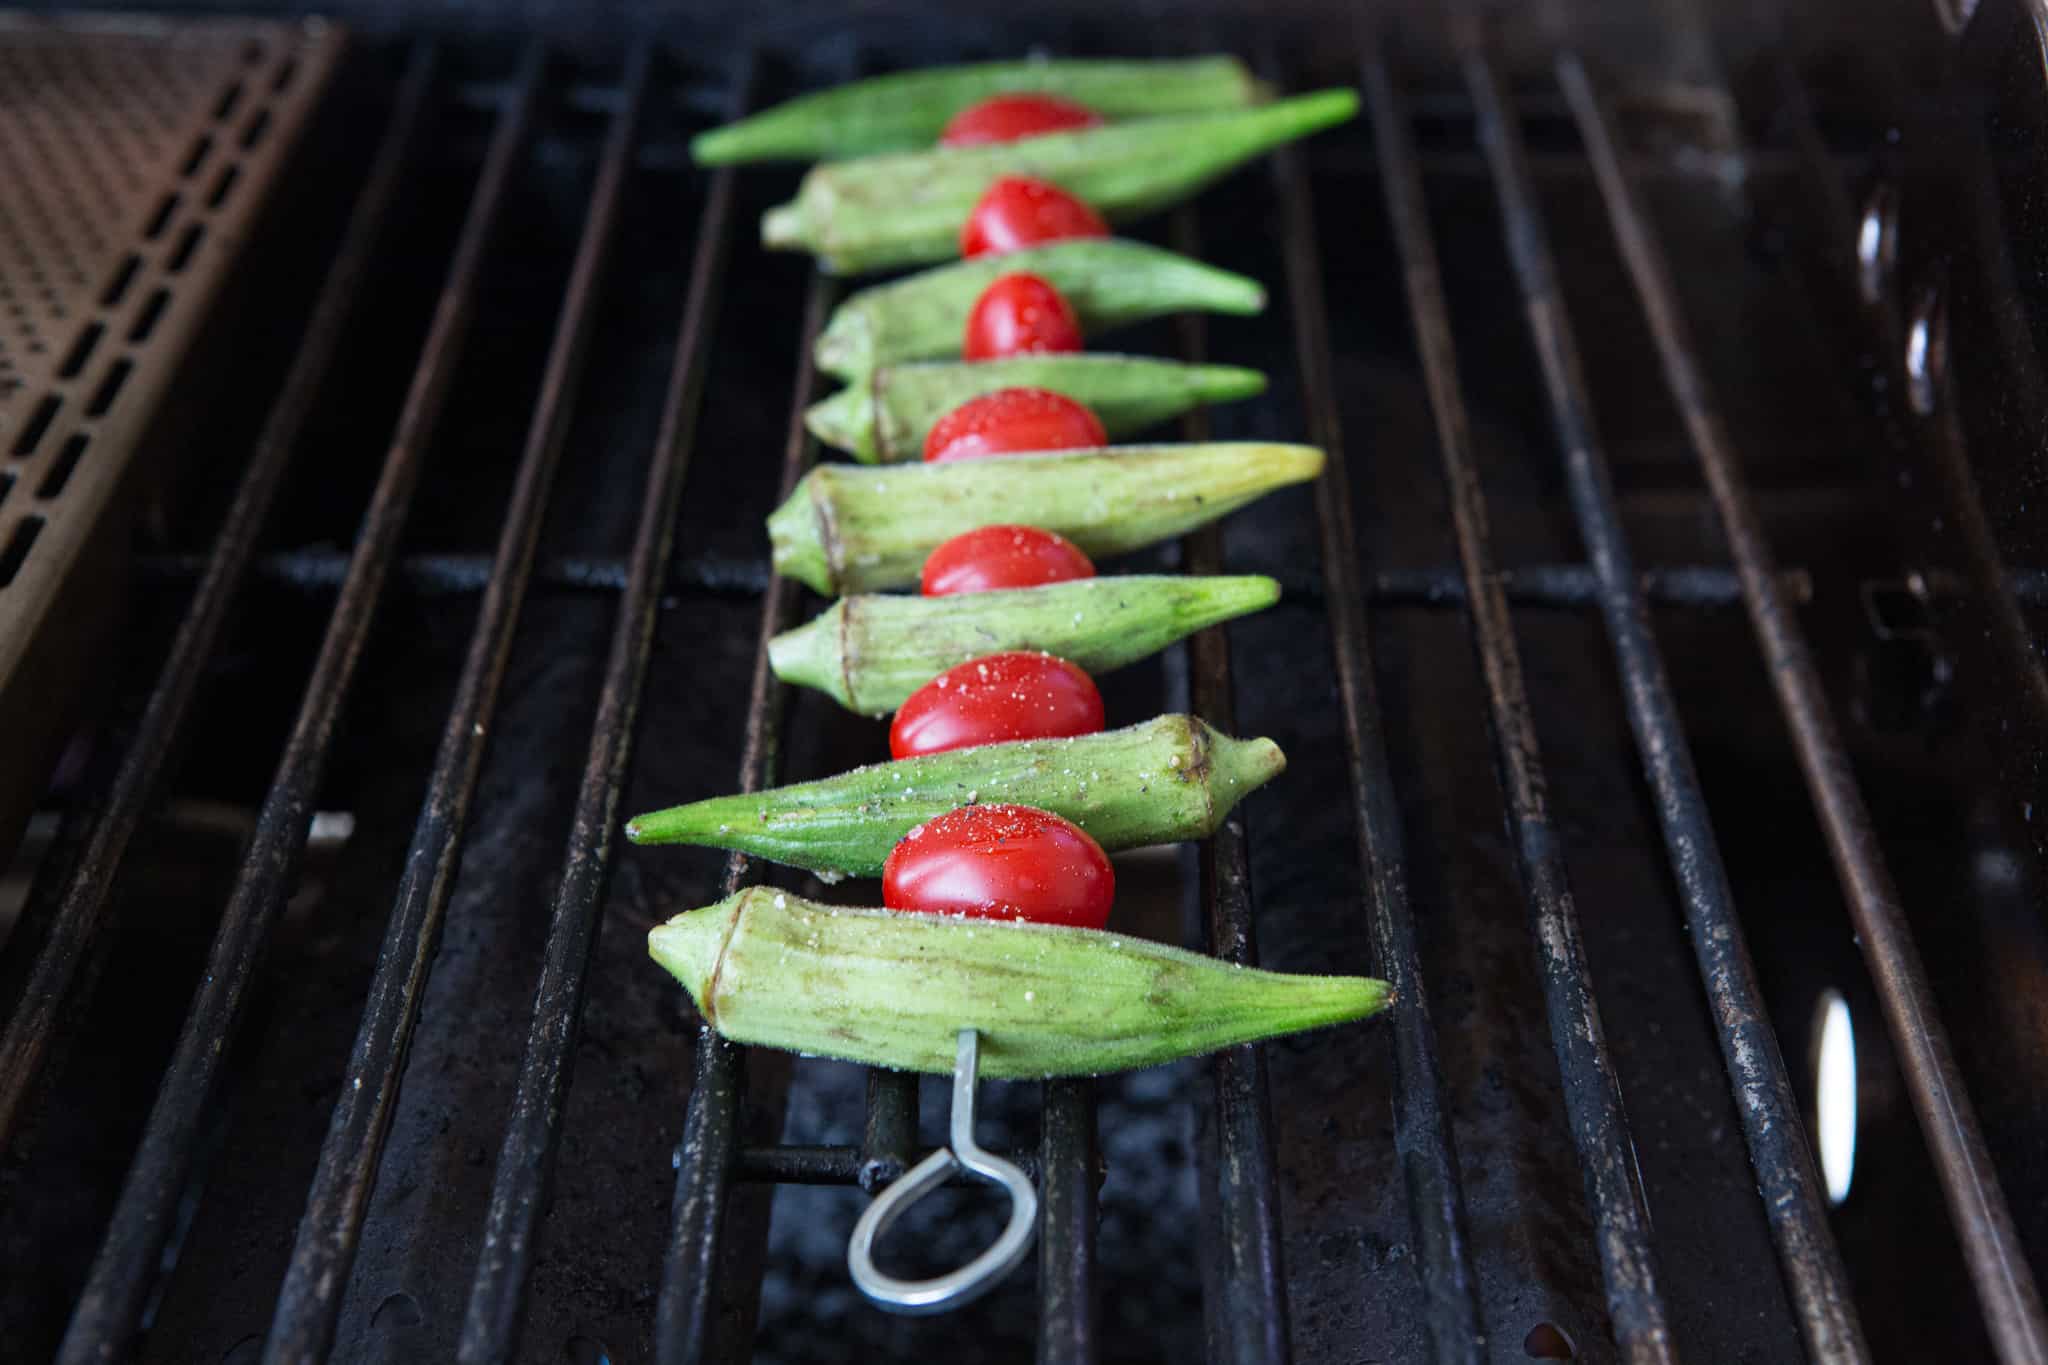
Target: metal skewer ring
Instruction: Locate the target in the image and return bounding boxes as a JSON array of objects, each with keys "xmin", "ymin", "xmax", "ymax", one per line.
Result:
[{"xmin": 847, "ymin": 1029, "xmax": 1039, "ymax": 1315}]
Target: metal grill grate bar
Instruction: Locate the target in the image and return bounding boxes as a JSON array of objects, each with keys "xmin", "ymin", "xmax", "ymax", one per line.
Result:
[
  {"xmin": 263, "ymin": 46, "xmax": 650, "ymax": 1365},
  {"xmin": 1559, "ymin": 51, "xmax": 2048, "ymax": 1365},
  {"xmin": 1171, "ymin": 208, "xmax": 1290, "ymax": 1365},
  {"xmin": 656, "ymin": 270, "xmax": 836, "ymax": 1365},
  {"xmin": 1459, "ymin": 48, "xmax": 1869, "ymax": 1363},
  {"xmin": 0, "ymin": 41, "xmax": 432, "ymax": 1159},
  {"xmin": 1269, "ymin": 63, "xmax": 1486, "ymax": 1365},
  {"xmin": 453, "ymin": 52, "xmax": 750, "ymax": 1365},
  {"xmin": 131, "ymin": 545, "xmax": 1792, "ymax": 609},
  {"xmin": 1360, "ymin": 51, "xmax": 1678, "ymax": 1363},
  {"xmin": 52, "ymin": 45, "xmax": 543, "ymax": 1365}
]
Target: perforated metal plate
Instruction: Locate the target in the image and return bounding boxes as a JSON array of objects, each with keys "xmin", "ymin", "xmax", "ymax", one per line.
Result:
[{"xmin": 0, "ymin": 13, "xmax": 341, "ymax": 846}]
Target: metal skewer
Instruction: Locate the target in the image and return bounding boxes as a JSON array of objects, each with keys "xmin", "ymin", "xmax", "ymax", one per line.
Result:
[{"xmin": 848, "ymin": 1030, "xmax": 1040, "ymax": 1315}]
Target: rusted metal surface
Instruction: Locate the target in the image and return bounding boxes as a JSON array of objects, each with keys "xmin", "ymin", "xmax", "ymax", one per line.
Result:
[{"xmin": 1560, "ymin": 50, "xmax": 2048, "ymax": 1365}]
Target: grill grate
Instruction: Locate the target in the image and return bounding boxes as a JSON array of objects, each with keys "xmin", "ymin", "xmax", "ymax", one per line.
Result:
[{"xmin": 0, "ymin": 23, "xmax": 2043, "ymax": 1365}]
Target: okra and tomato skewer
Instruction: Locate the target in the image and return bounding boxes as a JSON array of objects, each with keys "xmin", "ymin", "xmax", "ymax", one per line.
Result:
[{"xmin": 647, "ymin": 66, "xmax": 1384, "ymax": 1077}]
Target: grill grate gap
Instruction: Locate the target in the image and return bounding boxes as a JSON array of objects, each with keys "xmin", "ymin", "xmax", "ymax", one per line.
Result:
[
  {"xmin": 0, "ymin": 513, "xmax": 44, "ymax": 587},
  {"xmin": 36, "ymin": 433, "xmax": 88, "ymax": 499},
  {"xmin": 126, "ymin": 290, "xmax": 169, "ymax": 345},
  {"xmin": 83, "ymin": 356, "xmax": 131, "ymax": 417},
  {"xmin": 10, "ymin": 393, "xmax": 61, "ymax": 457},
  {"xmin": 99, "ymin": 254, "xmax": 140, "ymax": 307},
  {"xmin": 167, "ymin": 224, "xmax": 203, "ymax": 273}
]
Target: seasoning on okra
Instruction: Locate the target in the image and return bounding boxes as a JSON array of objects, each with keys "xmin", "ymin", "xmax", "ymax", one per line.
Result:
[
  {"xmin": 648, "ymin": 888, "xmax": 1392, "ymax": 1078},
  {"xmin": 767, "ymin": 443, "xmax": 1324, "ymax": 595},
  {"xmin": 625, "ymin": 714, "xmax": 1286, "ymax": 879},
  {"xmin": 768, "ymin": 575, "xmax": 1279, "ymax": 714},
  {"xmin": 815, "ymin": 238, "xmax": 1266, "ymax": 380},
  {"xmin": 806, "ymin": 353, "xmax": 1266, "ymax": 463},
  {"xmin": 760, "ymin": 89, "xmax": 1361, "ymax": 273},
  {"xmin": 691, "ymin": 56, "xmax": 1268, "ymax": 165}
]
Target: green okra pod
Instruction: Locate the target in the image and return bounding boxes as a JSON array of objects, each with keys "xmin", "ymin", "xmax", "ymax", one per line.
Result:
[
  {"xmin": 625, "ymin": 715, "xmax": 1284, "ymax": 875},
  {"xmin": 649, "ymin": 888, "xmax": 1391, "ymax": 1078},
  {"xmin": 769, "ymin": 576, "xmax": 1278, "ymax": 714},
  {"xmin": 814, "ymin": 238, "xmax": 1265, "ymax": 380},
  {"xmin": 693, "ymin": 56, "xmax": 1268, "ymax": 165},
  {"xmin": 807, "ymin": 353, "xmax": 1266, "ymax": 463},
  {"xmin": 768, "ymin": 443, "xmax": 1322, "ymax": 595},
  {"xmin": 762, "ymin": 89, "xmax": 1361, "ymax": 273}
]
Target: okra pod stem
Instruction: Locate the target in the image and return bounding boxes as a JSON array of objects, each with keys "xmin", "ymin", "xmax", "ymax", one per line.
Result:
[
  {"xmin": 814, "ymin": 238, "xmax": 1265, "ymax": 380},
  {"xmin": 692, "ymin": 56, "xmax": 1267, "ymax": 165},
  {"xmin": 625, "ymin": 715, "xmax": 1284, "ymax": 875},
  {"xmin": 807, "ymin": 353, "xmax": 1266, "ymax": 463},
  {"xmin": 769, "ymin": 576, "xmax": 1278, "ymax": 714},
  {"xmin": 649, "ymin": 888, "xmax": 1392, "ymax": 1078},
  {"xmin": 762, "ymin": 89, "xmax": 1362, "ymax": 273},
  {"xmin": 768, "ymin": 443, "xmax": 1324, "ymax": 595}
]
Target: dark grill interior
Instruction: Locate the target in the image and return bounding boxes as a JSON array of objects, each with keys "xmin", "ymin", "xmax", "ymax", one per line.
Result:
[{"xmin": 3, "ymin": 5, "xmax": 2047, "ymax": 1363}]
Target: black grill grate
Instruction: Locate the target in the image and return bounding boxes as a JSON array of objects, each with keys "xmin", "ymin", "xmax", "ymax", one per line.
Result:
[{"xmin": 0, "ymin": 24, "xmax": 2043, "ymax": 1365}]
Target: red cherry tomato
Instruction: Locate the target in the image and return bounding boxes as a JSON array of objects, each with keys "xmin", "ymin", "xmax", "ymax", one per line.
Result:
[
  {"xmin": 964, "ymin": 272, "xmax": 1084, "ymax": 360},
  {"xmin": 883, "ymin": 803, "xmax": 1115, "ymax": 929},
  {"xmin": 889, "ymin": 651, "xmax": 1105, "ymax": 759},
  {"xmin": 939, "ymin": 93, "xmax": 1103, "ymax": 148},
  {"xmin": 921, "ymin": 525, "xmax": 1096, "ymax": 596},
  {"xmin": 960, "ymin": 176, "xmax": 1109, "ymax": 258},
  {"xmin": 923, "ymin": 387, "xmax": 1108, "ymax": 463}
]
